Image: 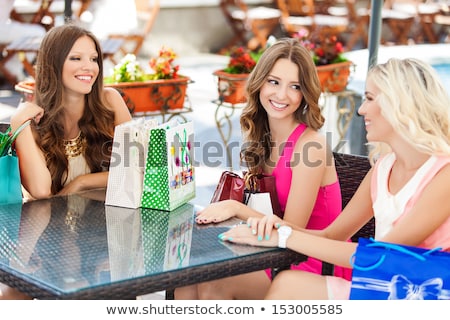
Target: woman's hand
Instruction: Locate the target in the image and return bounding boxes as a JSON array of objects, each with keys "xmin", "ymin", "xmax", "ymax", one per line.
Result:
[
  {"xmin": 218, "ymin": 222, "xmax": 278, "ymax": 248},
  {"xmin": 11, "ymin": 101, "xmax": 44, "ymax": 130},
  {"xmin": 195, "ymin": 200, "xmax": 240, "ymax": 224},
  {"xmin": 57, "ymin": 176, "xmax": 85, "ymax": 196},
  {"xmin": 246, "ymin": 214, "xmax": 284, "ymax": 240}
]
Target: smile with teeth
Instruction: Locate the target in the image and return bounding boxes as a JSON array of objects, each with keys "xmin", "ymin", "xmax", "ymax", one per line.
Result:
[
  {"xmin": 76, "ymin": 75, "xmax": 92, "ymax": 81},
  {"xmin": 271, "ymin": 100, "xmax": 287, "ymax": 109}
]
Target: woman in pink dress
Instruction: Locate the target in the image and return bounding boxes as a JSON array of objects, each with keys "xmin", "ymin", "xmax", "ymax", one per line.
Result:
[{"xmin": 175, "ymin": 37, "xmax": 350, "ymax": 299}]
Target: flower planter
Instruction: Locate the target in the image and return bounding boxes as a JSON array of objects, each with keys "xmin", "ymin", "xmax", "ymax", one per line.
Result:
[
  {"xmin": 105, "ymin": 76, "xmax": 190, "ymax": 114},
  {"xmin": 213, "ymin": 70, "xmax": 249, "ymax": 104},
  {"xmin": 316, "ymin": 61, "xmax": 353, "ymax": 93},
  {"xmin": 15, "ymin": 77, "xmax": 191, "ymax": 115}
]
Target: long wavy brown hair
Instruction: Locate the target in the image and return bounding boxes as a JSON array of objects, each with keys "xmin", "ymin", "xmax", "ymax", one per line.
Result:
[
  {"xmin": 240, "ymin": 37, "xmax": 324, "ymax": 174},
  {"xmin": 34, "ymin": 24, "xmax": 115, "ymax": 194}
]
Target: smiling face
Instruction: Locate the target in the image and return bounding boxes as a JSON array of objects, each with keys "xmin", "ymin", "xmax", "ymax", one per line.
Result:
[
  {"xmin": 259, "ymin": 58, "xmax": 303, "ymax": 120},
  {"xmin": 62, "ymin": 35, "xmax": 99, "ymax": 96},
  {"xmin": 358, "ymin": 78, "xmax": 394, "ymax": 143}
]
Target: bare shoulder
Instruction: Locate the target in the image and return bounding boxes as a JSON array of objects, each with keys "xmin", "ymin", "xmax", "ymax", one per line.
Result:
[
  {"xmin": 102, "ymin": 87, "xmax": 124, "ymax": 107},
  {"xmin": 295, "ymin": 127, "xmax": 329, "ymax": 156},
  {"xmin": 299, "ymin": 127, "xmax": 327, "ymax": 144},
  {"xmin": 431, "ymin": 161, "xmax": 450, "ymax": 186},
  {"xmin": 102, "ymin": 87, "xmax": 132, "ymax": 125}
]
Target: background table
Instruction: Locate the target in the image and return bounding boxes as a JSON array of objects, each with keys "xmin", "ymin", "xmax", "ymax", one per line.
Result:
[{"xmin": 0, "ymin": 189, "xmax": 305, "ymax": 299}]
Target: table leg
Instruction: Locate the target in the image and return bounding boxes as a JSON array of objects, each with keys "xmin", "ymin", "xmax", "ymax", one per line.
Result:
[
  {"xmin": 64, "ymin": 0, "xmax": 73, "ymax": 22},
  {"xmin": 418, "ymin": 13, "xmax": 438, "ymax": 43}
]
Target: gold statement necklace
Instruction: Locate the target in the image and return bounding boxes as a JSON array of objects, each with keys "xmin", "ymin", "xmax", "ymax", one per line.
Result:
[{"xmin": 63, "ymin": 131, "xmax": 86, "ymax": 158}]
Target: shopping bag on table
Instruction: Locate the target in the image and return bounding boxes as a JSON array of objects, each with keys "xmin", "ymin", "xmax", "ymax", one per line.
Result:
[
  {"xmin": 141, "ymin": 120, "xmax": 195, "ymax": 211},
  {"xmin": 210, "ymin": 171, "xmax": 282, "ymax": 217},
  {"xmin": 0, "ymin": 120, "xmax": 31, "ymax": 205},
  {"xmin": 244, "ymin": 172, "xmax": 282, "ymax": 217},
  {"xmin": 210, "ymin": 171, "xmax": 245, "ymax": 203},
  {"xmin": 350, "ymin": 237, "xmax": 450, "ymax": 300},
  {"xmin": 106, "ymin": 118, "xmax": 159, "ymax": 208}
]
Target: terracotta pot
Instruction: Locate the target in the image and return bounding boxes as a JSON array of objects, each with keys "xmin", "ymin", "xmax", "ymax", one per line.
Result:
[
  {"xmin": 105, "ymin": 76, "xmax": 191, "ymax": 114},
  {"xmin": 213, "ymin": 70, "xmax": 249, "ymax": 104},
  {"xmin": 15, "ymin": 77, "xmax": 191, "ymax": 115},
  {"xmin": 316, "ymin": 61, "xmax": 353, "ymax": 93}
]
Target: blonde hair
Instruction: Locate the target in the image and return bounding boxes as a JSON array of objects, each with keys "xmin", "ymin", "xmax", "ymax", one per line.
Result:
[{"xmin": 367, "ymin": 58, "xmax": 450, "ymax": 160}]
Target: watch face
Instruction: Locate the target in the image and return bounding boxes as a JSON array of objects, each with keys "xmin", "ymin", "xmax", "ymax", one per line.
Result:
[{"xmin": 278, "ymin": 226, "xmax": 292, "ymax": 236}]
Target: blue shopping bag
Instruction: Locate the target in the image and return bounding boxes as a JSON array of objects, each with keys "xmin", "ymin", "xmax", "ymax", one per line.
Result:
[
  {"xmin": 0, "ymin": 120, "xmax": 31, "ymax": 205},
  {"xmin": 350, "ymin": 238, "xmax": 450, "ymax": 300},
  {"xmin": 0, "ymin": 154, "xmax": 22, "ymax": 204}
]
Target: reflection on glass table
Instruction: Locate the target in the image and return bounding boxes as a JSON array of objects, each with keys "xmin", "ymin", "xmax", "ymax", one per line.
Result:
[{"xmin": 0, "ymin": 190, "xmax": 305, "ymax": 299}]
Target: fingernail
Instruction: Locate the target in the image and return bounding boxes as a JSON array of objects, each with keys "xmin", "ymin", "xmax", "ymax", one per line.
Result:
[
  {"xmin": 218, "ymin": 233, "xmax": 225, "ymax": 240},
  {"xmin": 252, "ymin": 229, "xmax": 256, "ymax": 235},
  {"xmin": 257, "ymin": 235, "xmax": 262, "ymax": 241},
  {"xmin": 265, "ymin": 234, "xmax": 270, "ymax": 241},
  {"xmin": 227, "ymin": 237, "xmax": 233, "ymax": 241},
  {"xmin": 275, "ymin": 223, "xmax": 281, "ymax": 229},
  {"xmin": 247, "ymin": 222, "xmax": 251, "ymax": 227}
]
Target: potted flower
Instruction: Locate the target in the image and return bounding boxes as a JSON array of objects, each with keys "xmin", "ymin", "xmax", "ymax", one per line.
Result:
[
  {"xmin": 213, "ymin": 46, "xmax": 262, "ymax": 104},
  {"xmin": 104, "ymin": 47, "xmax": 191, "ymax": 114},
  {"xmin": 293, "ymin": 29, "xmax": 354, "ymax": 92}
]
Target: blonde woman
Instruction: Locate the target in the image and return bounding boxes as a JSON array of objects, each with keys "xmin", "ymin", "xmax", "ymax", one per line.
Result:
[{"xmin": 221, "ymin": 58, "xmax": 450, "ymax": 299}]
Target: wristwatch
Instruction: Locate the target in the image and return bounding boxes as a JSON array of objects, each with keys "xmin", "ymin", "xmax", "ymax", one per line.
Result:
[{"xmin": 277, "ymin": 226, "xmax": 292, "ymax": 248}]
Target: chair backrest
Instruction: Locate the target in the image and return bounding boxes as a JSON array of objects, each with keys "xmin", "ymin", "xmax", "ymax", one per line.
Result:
[
  {"xmin": 321, "ymin": 152, "xmax": 374, "ymax": 275},
  {"xmin": 333, "ymin": 152, "xmax": 375, "ymax": 242},
  {"xmin": 333, "ymin": 152, "xmax": 371, "ymax": 209},
  {"xmin": 135, "ymin": 0, "xmax": 160, "ymax": 36},
  {"xmin": 277, "ymin": 0, "xmax": 315, "ymax": 17}
]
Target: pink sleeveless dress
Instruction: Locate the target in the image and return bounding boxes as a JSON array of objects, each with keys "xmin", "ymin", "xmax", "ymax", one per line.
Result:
[
  {"xmin": 266, "ymin": 123, "xmax": 351, "ymax": 279},
  {"xmin": 327, "ymin": 153, "xmax": 450, "ymax": 299}
]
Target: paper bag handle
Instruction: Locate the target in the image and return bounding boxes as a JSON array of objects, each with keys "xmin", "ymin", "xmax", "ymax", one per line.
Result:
[{"xmin": 350, "ymin": 238, "xmax": 442, "ymax": 271}]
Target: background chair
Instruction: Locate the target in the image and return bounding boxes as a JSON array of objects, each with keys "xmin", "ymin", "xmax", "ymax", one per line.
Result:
[
  {"xmin": 381, "ymin": 0, "xmax": 417, "ymax": 45},
  {"xmin": 219, "ymin": 0, "xmax": 281, "ymax": 52},
  {"xmin": 332, "ymin": 0, "xmax": 370, "ymax": 50},
  {"xmin": 276, "ymin": 0, "xmax": 349, "ymax": 41},
  {"xmin": 389, "ymin": 0, "xmax": 442, "ymax": 44},
  {"xmin": 107, "ymin": 0, "xmax": 160, "ymax": 61},
  {"xmin": 435, "ymin": 5, "xmax": 450, "ymax": 43},
  {"xmin": 10, "ymin": 0, "xmax": 55, "ymax": 31}
]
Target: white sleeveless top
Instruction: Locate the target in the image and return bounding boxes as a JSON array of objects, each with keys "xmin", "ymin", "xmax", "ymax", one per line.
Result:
[
  {"xmin": 372, "ymin": 153, "xmax": 437, "ymax": 239},
  {"xmin": 371, "ymin": 152, "xmax": 450, "ymax": 250}
]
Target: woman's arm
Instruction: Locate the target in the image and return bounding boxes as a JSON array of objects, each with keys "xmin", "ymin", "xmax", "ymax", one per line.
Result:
[
  {"xmin": 10, "ymin": 101, "xmax": 52, "ymax": 199},
  {"xmin": 221, "ymin": 168, "xmax": 375, "ymax": 268},
  {"xmin": 282, "ymin": 130, "xmax": 330, "ymax": 227},
  {"xmin": 57, "ymin": 171, "xmax": 109, "ymax": 196}
]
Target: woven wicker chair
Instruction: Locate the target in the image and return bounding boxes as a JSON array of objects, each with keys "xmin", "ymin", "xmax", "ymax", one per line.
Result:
[{"xmin": 321, "ymin": 152, "xmax": 374, "ymax": 275}]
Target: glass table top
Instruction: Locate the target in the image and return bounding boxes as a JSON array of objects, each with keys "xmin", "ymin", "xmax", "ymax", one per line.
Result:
[{"xmin": 0, "ymin": 190, "xmax": 279, "ymax": 297}]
